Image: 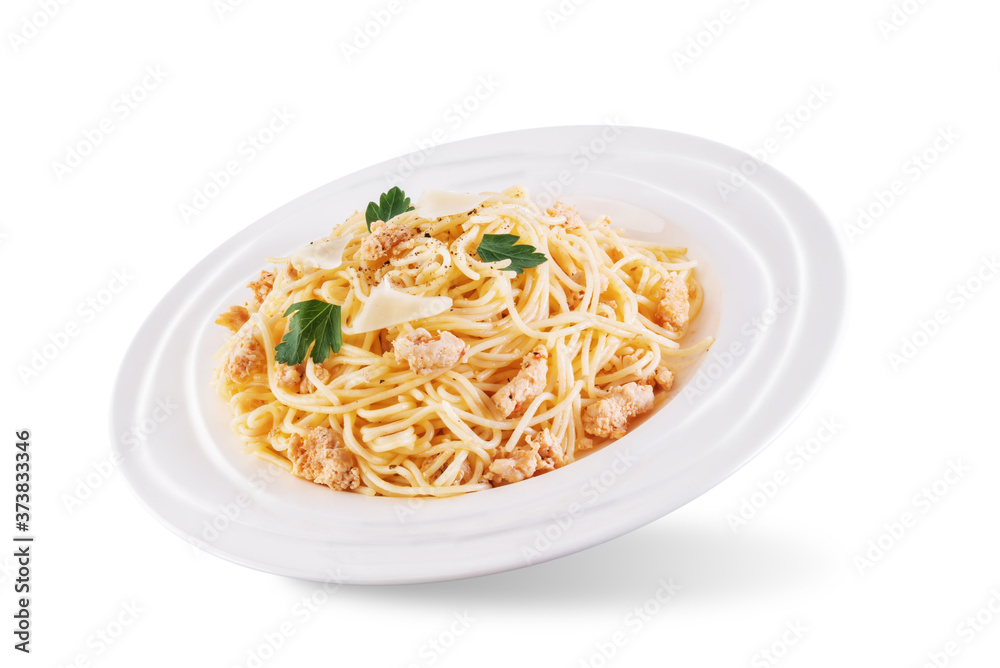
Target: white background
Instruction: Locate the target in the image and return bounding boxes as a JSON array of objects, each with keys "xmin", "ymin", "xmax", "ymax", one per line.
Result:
[{"xmin": 3, "ymin": 0, "xmax": 999, "ymax": 666}]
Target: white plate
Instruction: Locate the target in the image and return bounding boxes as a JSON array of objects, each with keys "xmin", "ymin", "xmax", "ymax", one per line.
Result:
[{"xmin": 111, "ymin": 126, "xmax": 845, "ymax": 584}]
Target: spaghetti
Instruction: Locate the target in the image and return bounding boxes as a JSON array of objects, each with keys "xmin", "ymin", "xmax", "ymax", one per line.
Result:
[{"xmin": 213, "ymin": 186, "xmax": 711, "ymax": 497}]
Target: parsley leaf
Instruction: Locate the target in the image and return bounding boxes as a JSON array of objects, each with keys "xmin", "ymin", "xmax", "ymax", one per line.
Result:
[
  {"xmin": 365, "ymin": 186, "xmax": 414, "ymax": 232},
  {"xmin": 476, "ymin": 234, "xmax": 548, "ymax": 274},
  {"xmin": 274, "ymin": 300, "xmax": 343, "ymax": 365}
]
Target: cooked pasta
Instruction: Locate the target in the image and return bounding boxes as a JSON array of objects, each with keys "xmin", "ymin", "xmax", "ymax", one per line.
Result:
[{"xmin": 212, "ymin": 186, "xmax": 711, "ymax": 497}]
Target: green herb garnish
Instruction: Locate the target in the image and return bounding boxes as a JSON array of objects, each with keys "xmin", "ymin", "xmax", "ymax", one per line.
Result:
[
  {"xmin": 365, "ymin": 187, "xmax": 414, "ymax": 232},
  {"xmin": 476, "ymin": 234, "xmax": 548, "ymax": 275},
  {"xmin": 274, "ymin": 300, "xmax": 343, "ymax": 365}
]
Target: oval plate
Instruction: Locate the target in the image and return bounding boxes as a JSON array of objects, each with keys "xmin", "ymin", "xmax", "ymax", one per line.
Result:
[{"xmin": 111, "ymin": 126, "xmax": 845, "ymax": 584}]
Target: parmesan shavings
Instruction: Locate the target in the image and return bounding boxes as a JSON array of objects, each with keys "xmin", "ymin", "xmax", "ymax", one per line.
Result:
[
  {"xmin": 288, "ymin": 235, "xmax": 352, "ymax": 271},
  {"xmin": 413, "ymin": 190, "xmax": 491, "ymax": 219},
  {"xmin": 349, "ymin": 282, "xmax": 452, "ymax": 333}
]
